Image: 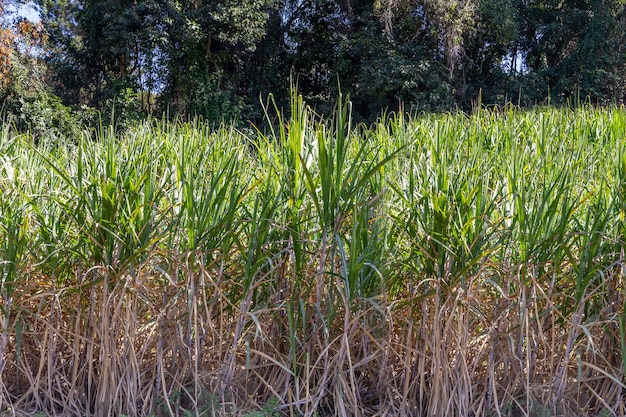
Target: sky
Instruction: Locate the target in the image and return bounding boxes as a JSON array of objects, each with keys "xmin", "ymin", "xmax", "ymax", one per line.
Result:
[
  {"xmin": 6, "ymin": 1, "xmax": 40, "ymax": 22},
  {"xmin": 20, "ymin": 3, "xmax": 39, "ymax": 22}
]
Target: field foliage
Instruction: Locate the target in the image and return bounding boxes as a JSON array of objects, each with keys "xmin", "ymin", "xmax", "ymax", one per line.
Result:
[{"xmin": 1, "ymin": 98, "xmax": 626, "ymax": 416}]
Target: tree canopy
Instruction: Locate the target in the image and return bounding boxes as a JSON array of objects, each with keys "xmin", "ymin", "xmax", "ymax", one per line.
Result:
[{"xmin": 1, "ymin": 0, "xmax": 625, "ymax": 129}]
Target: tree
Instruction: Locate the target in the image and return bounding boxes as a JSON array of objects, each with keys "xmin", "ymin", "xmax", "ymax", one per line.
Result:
[
  {"xmin": 256, "ymin": 0, "xmax": 452, "ymax": 119},
  {"xmin": 0, "ymin": 0, "xmax": 16, "ymax": 87},
  {"xmin": 515, "ymin": 0, "xmax": 626, "ymax": 105},
  {"xmin": 26, "ymin": 0, "xmax": 626, "ymax": 125},
  {"xmin": 159, "ymin": 0, "xmax": 274, "ymax": 121},
  {"xmin": 35, "ymin": 0, "xmax": 276, "ymax": 124},
  {"xmin": 460, "ymin": 0, "xmax": 520, "ymax": 106},
  {"xmin": 336, "ymin": 1, "xmax": 451, "ymax": 118},
  {"xmin": 38, "ymin": 0, "xmax": 165, "ymax": 120},
  {"xmin": 1, "ymin": 0, "xmax": 81, "ymax": 141}
]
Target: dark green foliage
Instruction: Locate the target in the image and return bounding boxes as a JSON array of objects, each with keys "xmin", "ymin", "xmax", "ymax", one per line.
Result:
[
  {"xmin": 336, "ymin": 7, "xmax": 451, "ymax": 119},
  {"xmin": 18, "ymin": 0, "xmax": 626, "ymax": 125},
  {"xmin": 515, "ymin": 0, "xmax": 626, "ymax": 105},
  {"xmin": 0, "ymin": 29, "xmax": 83, "ymax": 142},
  {"xmin": 158, "ymin": 0, "xmax": 272, "ymax": 122},
  {"xmin": 37, "ymin": 0, "xmax": 169, "ymax": 125}
]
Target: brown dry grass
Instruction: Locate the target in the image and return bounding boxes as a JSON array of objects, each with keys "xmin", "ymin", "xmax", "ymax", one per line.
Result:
[{"xmin": 1, "ymin": 257, "xmax": 623, "ymax": 417}]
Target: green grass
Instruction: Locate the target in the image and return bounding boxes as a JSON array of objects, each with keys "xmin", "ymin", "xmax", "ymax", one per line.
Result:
[{"xmin": 1, "ymin": 99, "xmax": 625, "ymax": 416}]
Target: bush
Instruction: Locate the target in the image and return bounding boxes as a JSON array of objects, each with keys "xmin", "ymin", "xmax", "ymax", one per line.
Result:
[{"xmin": 1, "ymin": 48, "xmax": 84, "ymax": 143}]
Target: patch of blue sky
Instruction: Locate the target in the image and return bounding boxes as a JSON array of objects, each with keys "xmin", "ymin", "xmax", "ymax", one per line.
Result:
[{"xmin": 5, "ymin": 1, "xmax": 40, "ymax": 22}]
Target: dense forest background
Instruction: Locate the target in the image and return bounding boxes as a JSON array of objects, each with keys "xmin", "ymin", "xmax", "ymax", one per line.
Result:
[{"xmin": 1, "ymin": 0, "xmax": 625, "ymax": 136}]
